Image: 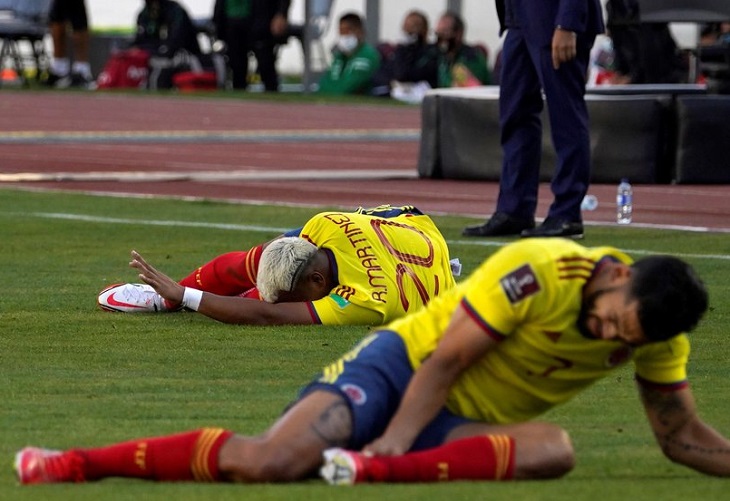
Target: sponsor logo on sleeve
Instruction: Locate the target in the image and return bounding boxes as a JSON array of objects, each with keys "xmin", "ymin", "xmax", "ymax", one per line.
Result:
[
  {"xmin": 329, "ymin": 293, "xmax": 350, "ymax": 308},
  {"xmin": 500, "ymin": 264, "xmax": 540, "ymax": 303}
]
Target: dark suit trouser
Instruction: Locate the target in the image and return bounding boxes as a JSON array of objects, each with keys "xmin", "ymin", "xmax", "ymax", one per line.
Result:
[
  {"xmin": 496, "ymin": 28, "xmax": 593, "ymax": 222},
  {"xmin": 225, "ymin": 18, "xmax": 279, "ymax": 91}
]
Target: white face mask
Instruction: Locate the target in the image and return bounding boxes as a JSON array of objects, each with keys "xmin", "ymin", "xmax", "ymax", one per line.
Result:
[
  {"xmin": 337, "ymin": 34, "xmax": 359, "ymax": 54},
  {"xmin": 398, "ymin": 32, "xmax": 420, "ymax": 46}
]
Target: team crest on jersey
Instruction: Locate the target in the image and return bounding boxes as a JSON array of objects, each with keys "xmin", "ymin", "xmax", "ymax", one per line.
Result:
[
  {"xmin": 340, "ymin": 384, "xmax": 367, "ymax": 405},
  {"xmin": 500, "ymin": 264, "xmax": 540, "ymax": 303}
]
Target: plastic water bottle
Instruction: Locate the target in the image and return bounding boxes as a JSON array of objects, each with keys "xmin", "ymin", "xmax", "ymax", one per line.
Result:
[
  {"xmin": 581, "ymin": 194, "xmax": 598, "ymax": 211},
  {"xmin": 616, "ymin": 178, "xmax": 633, "ymax": 224}
]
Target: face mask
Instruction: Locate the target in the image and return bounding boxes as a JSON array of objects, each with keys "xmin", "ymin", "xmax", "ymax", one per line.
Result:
[
  {"xmin": 399, "ymin": 32, "xmax": 420, "ymax": 46},
  {"xmin": 438, "ymin": 38, "xmax": 456, "ymax": 53},
  {"xmin": 337, "ymin": 35, "xmax": 359, "ymax": 54}
]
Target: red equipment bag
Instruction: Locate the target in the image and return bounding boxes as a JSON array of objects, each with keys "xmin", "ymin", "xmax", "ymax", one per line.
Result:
[
  {"xmin": 96, "ymin": 49, "xmax": 150, "ymax": 89},
  {"xmin": 172, "ymin": 71, "xmax": 218, "ymax": 91}
]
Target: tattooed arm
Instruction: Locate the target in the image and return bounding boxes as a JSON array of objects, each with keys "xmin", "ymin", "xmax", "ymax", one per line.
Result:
[{"xmin": 639, "ymin": 382, "xmax": 730, "ymax": 476}]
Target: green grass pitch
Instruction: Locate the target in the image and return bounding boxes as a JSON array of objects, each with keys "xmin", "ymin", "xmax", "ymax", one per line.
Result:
[{"xmin": 1, "ymin": 187, "xmax": 729, "ymax": 500}]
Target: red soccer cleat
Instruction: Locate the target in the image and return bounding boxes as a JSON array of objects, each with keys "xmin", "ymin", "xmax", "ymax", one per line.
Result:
[{"xmin": 14, "ymin": 447, "xmax": 85, "ymax": 484}]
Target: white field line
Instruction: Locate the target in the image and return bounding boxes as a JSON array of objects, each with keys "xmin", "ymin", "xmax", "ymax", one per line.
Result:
[
  {"xmin": 0, "ymin": 129, "xmax": 421, "ymax": 144},
  {"xmin": 5, "ymin": 211, "xmax": 730, "ymax": 262},
  {"xmin": 0, "ymin": 169, "xmax": 419, "ymax": 183}
]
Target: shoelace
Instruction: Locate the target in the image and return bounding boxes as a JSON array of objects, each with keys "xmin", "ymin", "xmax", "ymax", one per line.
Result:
[
  {"xmin": 125, "ymin": 288, "xmax": 153, "ymax": 305},
  {"xmin": 41, "ymin": 452, "xmax": 85, "ymax": 483},
  {"xmin": 123, "ymin": 287, "xmax": 160, "ymax": 309}
]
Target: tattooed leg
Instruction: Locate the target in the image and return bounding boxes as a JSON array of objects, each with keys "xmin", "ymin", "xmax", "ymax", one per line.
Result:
[{"xmin": 219, "ymin": 391, "xmax": 353, "ymax": 482}]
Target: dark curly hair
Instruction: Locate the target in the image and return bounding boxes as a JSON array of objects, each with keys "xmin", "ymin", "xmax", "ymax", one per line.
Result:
[
  {"xmin": 629, "ymin": 256, "xmax": 708, "ymax": 341},
  {"xmin": 339, "ymin": 12, "xmax": 364, "ymax": 30}
]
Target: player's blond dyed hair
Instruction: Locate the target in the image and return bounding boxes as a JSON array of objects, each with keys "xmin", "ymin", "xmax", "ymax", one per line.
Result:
[{"xmin": 257, "ymin": 237, "xmax": 319, "ymax": 303}]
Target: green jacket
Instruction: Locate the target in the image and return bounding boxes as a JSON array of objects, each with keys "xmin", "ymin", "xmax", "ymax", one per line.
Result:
[
  {"xmin": 437, "ymin": 44, "xmax": 491, "ymax": 88},
  {"xmin": 318, "ymin": 43, "xmax": 381, "ymax": 95}
]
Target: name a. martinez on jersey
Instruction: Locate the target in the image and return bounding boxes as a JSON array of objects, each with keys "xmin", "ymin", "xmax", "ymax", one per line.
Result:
[{"xmin": 322, "ymin": 212, "xmax": 391, "ymax": 304}]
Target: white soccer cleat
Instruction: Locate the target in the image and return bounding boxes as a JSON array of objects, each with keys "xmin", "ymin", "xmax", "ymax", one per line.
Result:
[
  {"xmin": 320, "ymin": 448, "xmax": 365, "ymax": 485},
  {"xmin": 97, "ymin": 283, "xmax": 168, "ymax": 313}
]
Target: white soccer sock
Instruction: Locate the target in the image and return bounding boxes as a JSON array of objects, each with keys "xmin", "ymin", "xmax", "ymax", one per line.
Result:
[
  {"xmin": 72, "ymin": 61, "xmax": 92, "ymax": 78},
  {"xmin": 51, "ymin": 57, "xmax": 70, "ymax": 76}
]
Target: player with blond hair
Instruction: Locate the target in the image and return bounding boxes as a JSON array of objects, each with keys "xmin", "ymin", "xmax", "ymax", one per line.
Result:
[{"xmin": 97, "ymin": 205, "xmax": 458, "ymax": 326}]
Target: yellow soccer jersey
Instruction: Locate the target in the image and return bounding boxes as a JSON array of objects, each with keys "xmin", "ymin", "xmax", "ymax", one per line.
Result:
[
  {"xmin": 298, "ymin": 206, "xmax": 455, "ymax": 325},
  {"xmin": 392, "ymin": 238, "xmax": 690, "ymax": 424}
]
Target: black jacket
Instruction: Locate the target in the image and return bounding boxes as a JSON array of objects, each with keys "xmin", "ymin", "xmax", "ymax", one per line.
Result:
[
  {"xmin": 213, "ymin": 0, "xmax": 291, "ymax": 41},
  {"xmin": 606, "ymin": 0, "xmax": 685, "ymax": 83},
  {"xmin": 134, "ymin": 0, "xmax": 200, "ymax": 56}
]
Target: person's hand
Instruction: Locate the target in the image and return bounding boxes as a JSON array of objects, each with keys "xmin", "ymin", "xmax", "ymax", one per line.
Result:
[
  {"xmin": 271, "ymin": 13, "xmax": 288, "ymax": 37},
  {"xmin": 552, "ymin": 27, "xmax": 577, "ymax": 69},
  {"xmin": 362, "ymin": 433, "xmax": 412, "ymax": 457},
  {"xmin": 129, "ymin": 250, "xmax": 185, "ymax": 304}
]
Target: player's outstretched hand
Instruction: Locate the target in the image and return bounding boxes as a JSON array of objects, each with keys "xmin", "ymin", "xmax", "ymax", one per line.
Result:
[{"xmin": 129, "ymin": 250, "xmax": 185, "ymax": 304}]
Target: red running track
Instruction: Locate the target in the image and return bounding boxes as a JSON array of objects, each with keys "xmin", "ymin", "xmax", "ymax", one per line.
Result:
[{"xmin": 1, "ymin": 91, "xmax": 729, "ymax": 232}]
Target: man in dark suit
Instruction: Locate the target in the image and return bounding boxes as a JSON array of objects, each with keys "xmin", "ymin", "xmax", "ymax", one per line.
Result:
[{"xmin": 463, "ymin": 0, "xmax": 604, "ymax": 239}]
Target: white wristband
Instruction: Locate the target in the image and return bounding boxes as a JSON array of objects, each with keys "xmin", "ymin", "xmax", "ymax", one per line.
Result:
[{"xmin": 182, "ymin": 287, "xmax": 204, "ymax": 311}]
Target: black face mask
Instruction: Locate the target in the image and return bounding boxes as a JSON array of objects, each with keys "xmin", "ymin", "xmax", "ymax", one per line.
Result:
[{"xmin": 437, "ymin": 38, "xmax": 457, "ymax": 53}]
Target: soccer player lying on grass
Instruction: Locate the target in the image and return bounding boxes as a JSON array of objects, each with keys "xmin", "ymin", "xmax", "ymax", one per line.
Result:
[
  {"xmin": 17, "ymin": 238, "xmax": 730, "ymax": 486},
  {"xmin": 97, "ymin": 205, "xmax": 458, "ymax": 325}
]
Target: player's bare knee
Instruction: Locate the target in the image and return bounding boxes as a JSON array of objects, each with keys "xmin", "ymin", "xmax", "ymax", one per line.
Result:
[
  {"xmin": 553, "ymin": 428, "xmax": 576, "ymax": 475},
  {"xmin": 517, "ymin": 423, "xmax": 575, "ymax": 479},
  {"xmin": 542, "ymin": 426, "xmax": 575, "ymax": 477}
]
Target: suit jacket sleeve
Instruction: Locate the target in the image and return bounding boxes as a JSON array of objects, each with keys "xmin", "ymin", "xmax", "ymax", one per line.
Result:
[
  {"xmin": 276, "ymin": 0, "xmax": 291, "ymax": 17},
  {"xmin": 496, "ymin": 0, "xmax": 506, "ymax": 33},
  {"xmin": 556, "ymin": 0, "xmax": 590, "ymax": 33}
]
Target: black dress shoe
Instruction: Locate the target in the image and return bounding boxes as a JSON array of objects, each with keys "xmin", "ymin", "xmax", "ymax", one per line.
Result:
[
  {"xmin": 462, "ymin": 212, "xmax": 535, "ymax": 237},
  {"xmin": 520, "ymin": 217, "xmax": 584, "ymax": 239}
]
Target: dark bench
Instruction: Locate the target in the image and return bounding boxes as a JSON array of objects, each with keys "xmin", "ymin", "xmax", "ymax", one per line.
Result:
[{"xmin": 418, "ymin": 84, "xmax": 729, "ymax": 184}]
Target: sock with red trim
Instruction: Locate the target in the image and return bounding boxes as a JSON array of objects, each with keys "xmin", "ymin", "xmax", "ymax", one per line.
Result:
[
  {"xmin": 75, "ymin": 427, "xmax": 234, "ymax": 481},
  {"xmin": 365, "ymin": 435, "xmax": 515, "ymax": 482}
]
